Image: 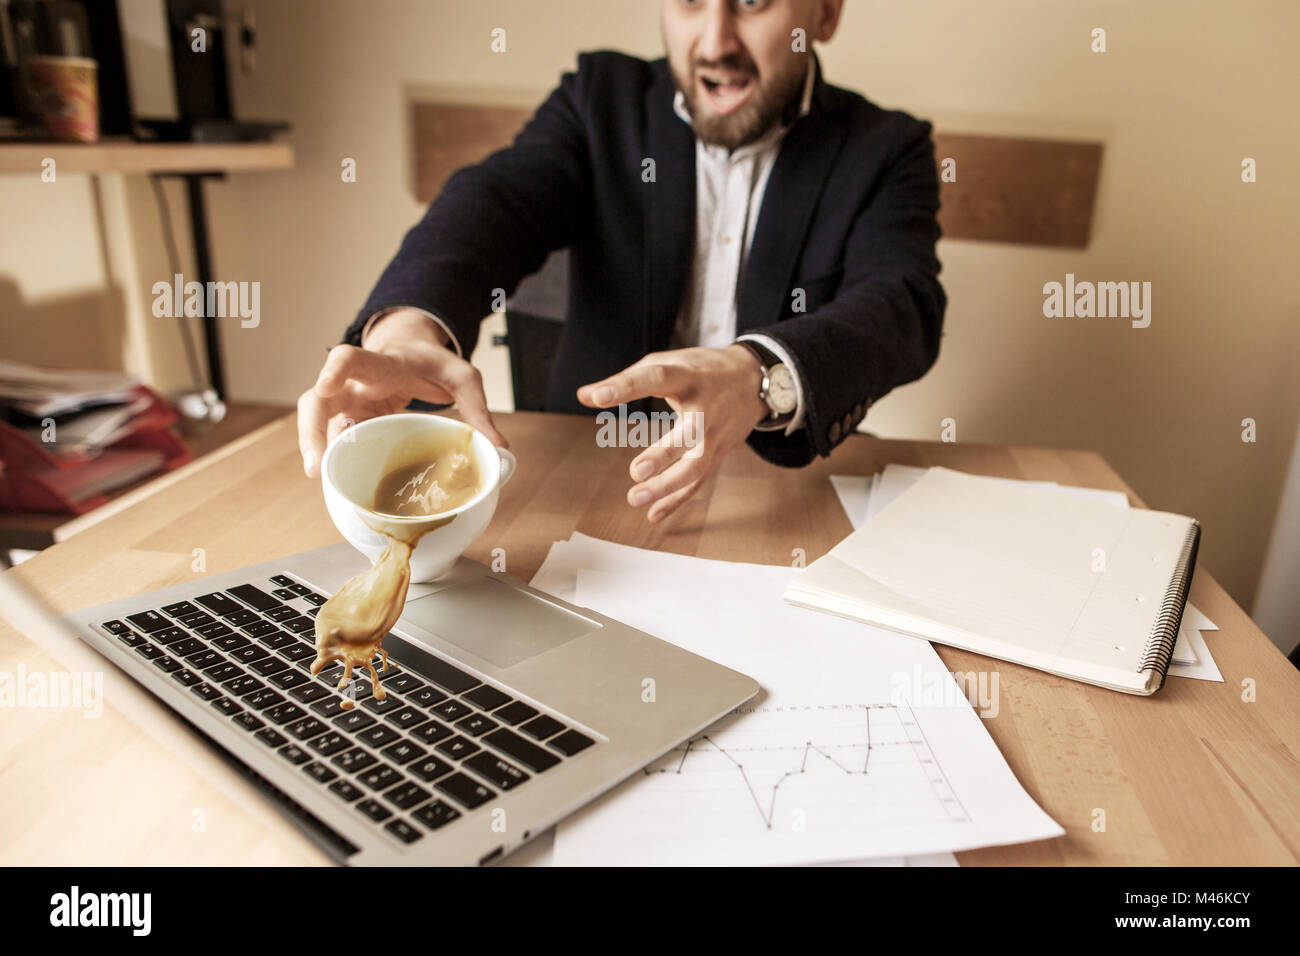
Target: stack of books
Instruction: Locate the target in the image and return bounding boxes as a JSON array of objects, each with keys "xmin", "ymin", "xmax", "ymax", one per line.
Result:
[{"xmin": 0, "ymin": 360, "xmax": 191, "ymax": 515}]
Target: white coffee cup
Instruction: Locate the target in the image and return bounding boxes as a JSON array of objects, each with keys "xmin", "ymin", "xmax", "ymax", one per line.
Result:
[{"xmin": 321, "ymin": 413, "xmax": 516, "ymax": 582}]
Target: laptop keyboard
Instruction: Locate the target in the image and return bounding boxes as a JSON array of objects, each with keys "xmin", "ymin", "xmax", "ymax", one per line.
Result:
[{"xmin": 97, "ymin": 573, "xmax": 596, "ymax": 849}]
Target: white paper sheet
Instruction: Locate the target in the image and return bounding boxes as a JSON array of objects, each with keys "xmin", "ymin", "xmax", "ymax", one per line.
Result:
[
  {"xmin": 829, "ymin": 470, "xmax": 1219, "ymax": 680},
  {"xmin": 538, "ymin": 535, "xmax": 1063, "ymax": 866}
]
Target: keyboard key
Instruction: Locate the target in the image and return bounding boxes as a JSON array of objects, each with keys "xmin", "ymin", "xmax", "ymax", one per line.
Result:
[
  {"xmin": 303, "ymin": 761, "xmax": 338, "ymax": 784},
  {"xmin": 407, "ymin": 755, "xmax": 454, "ymax": 783},
  {"xmin": 334, "ymin": 708, "xmax": 377, "ymax": 733},
  {"xmin": 281, "ymin": 616, "xmax": 315, "ymax": 634},
  {"xmin": 278, "ymin": 744, "xmax": 311, "ymax": 765},
  {"xmin": 357, "ymin": 724, "xmax": 401, "ymax": 749},
  {"xmin": 285, "ymin": 716, "xmax": 329, "ymax": 741},
  {"xmin": 126, "ymin": 610, "xmax": 171, "ymax": 633},
  {"xmin": 228, "ymin": 583, "xmax": 281, "ymax": 611},
  {"xmin": 412, "ymin": 720, "xmax": 454, "ymax": 745},
  {"xmin": 168, "ymin": 637, "xmax": 207, "ymax": 658},
  {"xmin": 379, "ymin": 740, "xmax": 427, "ymax": 765},
  {"xmin": 379, "ymin": 671, "xmax": 425, "ymax": 693},
  {"xmin": 190, "ymin": 681, "xmax": 221, "ymax": 701},
  {"xmin": 242, "ymin": 688, "xmax": 285, "ymax": 711},
  {"xmin": 332, "ymin": 747, "xmax": 378, "ymax": 774},
  {"xmin": 255, "ymin": 728, "xmax": 288, "ymax": 748},
  {"xmin": 358, "ymin": 765, "xmax": 403, "ymax": 791},
  {"xmin": 362, "ymin": 694, "xmax": 404, "ymax": 715},
  {"xmin": 384, "ymin": 706, "xmax": 428, "ymax": 732},
  {"xmin": 464, "ymin": 752, "xmax": 529, "ymax": 790},
  {"xmin": 195, "ymin": 592, "xmax": 243, "ymax": 617},
  {"xmin": 270, "ymin": 574, "xmax": 295, "ymax": 587},
  {"xmin": 356, "ymin": 799, "xmax": 392, "ymax": 822},
  {"xmin": 385, "ymin": 818, "xmax": 423, "ymax": 843},
  {"xmin": 101, "ymin": 619, "xmax": 131, "ymax": 635},
  {"xmin": 548, "ymin": 729, "xmax": 595, "ymax": 757},
  {"xmin": 222, "ymin": 675, "xmax": 263, "ymax": 697},
  {"xmin": 224, "ymin": 609, "xmax": 260, "ymax": 628},
  {"xmin": 307, "ymin": 608, "xmax": 320, "ymax": 617},
  {"xmin": 161, "ymin": 600, "xmax": 200, "ymax": 617},
  {"xmin": 210, "ymin": 697, "xmax": 242, "ymax": 717},
  {"xmin": 152, "ymin": 655, "xmax": 182, "ymax": 674},
  {"xmin": 435, "ymin": 772, "xmax": 495, "ymax": 810},
  {"xmin": 188, "ymin": 650, "xmax": 226, "ymax": 670},
  {"xmin": 170, "ymin": 668, "xmax": 201, "ymax": 687},
  {"xmin": 520, "ymin": 714, "xmax": 565, "ymax": 741},
  {"xmin": 431, "ymin": 699, "xmax": 472, "ymax": 722},
  {"xmin": 493, "ymin": 701, "xmax": 539, "ymax": 725},
  {"xmin": 384, "ymin": 640, "xmax": 480, "ymax": 694},
  {"xmin": 483, "ymin": 728, "xmax": 561, "ymax": 773},
  {"xmin": 249, "ymin": 657, "xmax": 290, "ymax": 677},
  {"xmin": 205, "ymin": 663, "xmax": 244, "ymax": 685},
  {"xmin": 308, "ymin": 732, "xmax": 351, "ymax": 757},
  {"xmin": 290, "ymin": 683, "xmax": 332, "ymax": 704},
  {"xmin": 115, "ymin": 631, "xmax": 145, "ymax": 648},
  {"xmin": 133, "ymin": 642, "xmax": 163, "ymax": 661},
  {"xmin": 195, "ymin": 621, "xmax": 234, "ymax": 639},
  {"xmin": 240, "ymin": 620, "xmax": 279, "ymax": 639},
  {"xmin": 456, "ymin": 713, "xmax": 499, "ymax": 737},
  {"xmin": 329, "ymin": 779, "xmax": 363, "ymax": 802},
  {"xmin": 178, "ymin": 611, "xmax": 215, "ymax": 628},
  {"xmin": 258, "ymin": 631, "xmax": 296, "ymax": 650},
  {"xmin": 302, "ymin": 593, "xmax": 327, "ymax": 607},
  {"xmin": 413, "ymin": 800, "xmax": 461, "ymax": 830},
  {"xmin": 151, "ymin": 626, "xmax": 189, "ymax": 646},
  {"xmin": 436, "ymin": 736, "xmax": 480, "ymax": 761},
  {"xmin": 264, "ymin": 605, "xmax": 298, "ymax": 622},
  {"xmin": 265, "ymin": 702, "xmax": 307, "ymax": 725},
  {"xmin": 269, "ymin": 670, "xmax": 309, "ymax": 690},
  {"xmin": 288, "ymin": 582, "xmax": 314, "ymax": 596},
  {"xmin": 310, "ymin": 697, "xmax": 353, "ymax": 719},
  {"xmin": 272, "ymin": 587, "xmax": 298, "ymax": 601},
  {"xmin": 210, "ymin": 633, "xmax": 252, "ymax": 653},
  {"xmin": 383, "ymin": 781, "xmax": 431, "ymax": 810},
  {"xmin": 463, "ymin": 685, "xmax": 512, "ymax": 711},
  {"xmin": 407, "ymin": 685, "xmax": 448, "ymax": 708},
  {"xmin": 231, "ymin": 644, "xmax": 270, "ymax": 665},
  {"xmin": 233, "ymin": 712, "xmax": 265, "ymax": 733},
  {"xmin": 279, "ymin": 643, "xmax": 315, "ymax": 663}
]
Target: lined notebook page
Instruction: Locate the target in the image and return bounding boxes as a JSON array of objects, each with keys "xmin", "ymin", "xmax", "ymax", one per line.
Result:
[{"xmin": 817, "ymin": 468, "xmax": 1194, "ymax": 687}]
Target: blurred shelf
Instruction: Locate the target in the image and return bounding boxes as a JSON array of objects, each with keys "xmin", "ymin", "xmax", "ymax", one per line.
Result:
[
  {"xmin": 0, "ymin": 138, "xmax": 293, "ymax": 176},
  {"xmin": 0, "ymin": 402, "xmax": 293, "ymax": 553}
]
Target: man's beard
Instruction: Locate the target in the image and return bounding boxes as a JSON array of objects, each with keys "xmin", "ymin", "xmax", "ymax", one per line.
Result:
[{"xmin": 671, "ymin": 53, "xmax": 808, "ymax": 151}]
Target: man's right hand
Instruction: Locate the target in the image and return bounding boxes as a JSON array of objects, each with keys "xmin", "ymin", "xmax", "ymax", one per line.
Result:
[{"xmin": 297, "ymin": 308, "xmax": 507, "ymax": 478}]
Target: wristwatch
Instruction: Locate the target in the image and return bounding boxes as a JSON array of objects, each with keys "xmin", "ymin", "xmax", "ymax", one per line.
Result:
[{"xmin": 737, "ymin": 340, "xmax": 797, "ymax": 428}]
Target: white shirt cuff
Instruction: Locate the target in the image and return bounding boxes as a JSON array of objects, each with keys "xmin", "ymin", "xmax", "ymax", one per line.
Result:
[
  {"xmin": 361, "ymin": 307, "xmax": 462, "ymax": 356},
  {"xmin": 736, "ymin": 333, "xmax": 806, "ymax": 436}
]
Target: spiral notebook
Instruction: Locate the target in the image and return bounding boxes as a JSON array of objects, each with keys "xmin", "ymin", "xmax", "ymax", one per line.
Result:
[{"xmin": 785, "ymin": 467, "xmax": 1200, "ymax": 695}]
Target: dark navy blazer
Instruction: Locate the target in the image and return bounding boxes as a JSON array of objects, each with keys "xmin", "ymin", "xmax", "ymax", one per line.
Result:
[{"xmin": 343, "ymin": 51, "xmax": 946, "ymax": 467}]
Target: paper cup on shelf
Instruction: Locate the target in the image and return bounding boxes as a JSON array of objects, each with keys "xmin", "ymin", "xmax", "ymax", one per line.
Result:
[{"xmin": 22, "ymin": 56, "xmax": 99, "ymax": 143}]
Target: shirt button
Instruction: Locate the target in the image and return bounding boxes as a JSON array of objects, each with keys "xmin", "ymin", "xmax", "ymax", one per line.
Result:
[
  {"xmin": 720, "ymin": 234, "xmax": 732, "ymax": 246},
  {"xmin": 707, "ymin": 323, "xmax": 719, "ymax": 334}
]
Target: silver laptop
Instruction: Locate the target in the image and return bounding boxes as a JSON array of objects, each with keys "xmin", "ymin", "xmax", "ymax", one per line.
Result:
[{"xmin": 31, "ymin": 542, "xmax": 758, "ymax": 865}]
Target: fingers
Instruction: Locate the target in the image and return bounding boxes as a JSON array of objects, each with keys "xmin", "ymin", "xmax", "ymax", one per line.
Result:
[
  {"xmin": 647, "ymin": 477, "xmax": 704, "ymax": 524},
  {"xmin": 629, "ymin": 417, "xmax": 697, "ymax": 482},
  {"xmin": 445, "ymin": 363, "xmax": 508, "ymax": 448},
  {"xmin": 297, "ymin": 387, "xmax": 335, "ymax": 478},
  {"xmin": 577, "ymin": 357, "xmax": 687, "ymax": 408},
  {"xmin": 628, "ymin": 444, "xmax": 710, "ymax": 510}
]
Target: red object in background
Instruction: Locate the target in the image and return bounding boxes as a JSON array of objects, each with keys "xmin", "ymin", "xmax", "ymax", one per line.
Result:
[{"xmin": 0, "ymin": 385, "xmax": 192, "ymax": 515}]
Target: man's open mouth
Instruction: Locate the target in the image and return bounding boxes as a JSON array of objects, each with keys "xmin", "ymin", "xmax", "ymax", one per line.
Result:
[{"xmin": 697, "ymin": 70, "xmax": 755, "ymax": 115}]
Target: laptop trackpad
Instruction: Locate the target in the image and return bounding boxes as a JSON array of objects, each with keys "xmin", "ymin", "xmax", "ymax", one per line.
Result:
[{"xmin": 398, "ymin": 577, "xmax": 601, "ymax": 668}]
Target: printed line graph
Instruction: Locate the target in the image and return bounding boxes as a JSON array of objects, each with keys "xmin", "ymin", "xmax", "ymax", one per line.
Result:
[{"xmin": 635, "ymin": 702, "xmax": 969, "ymax": 836}]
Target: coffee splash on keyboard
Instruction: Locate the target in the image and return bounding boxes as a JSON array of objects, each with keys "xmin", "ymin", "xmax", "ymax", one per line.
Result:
[{"xmin": 312, "ymin": 429, "xmax": 482, "ymax": 707}]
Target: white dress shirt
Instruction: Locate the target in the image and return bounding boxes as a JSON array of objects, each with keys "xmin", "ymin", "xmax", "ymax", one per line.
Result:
[{"xmin": 363, "ymin": 59, "xmax": 816, "ymax": 435}]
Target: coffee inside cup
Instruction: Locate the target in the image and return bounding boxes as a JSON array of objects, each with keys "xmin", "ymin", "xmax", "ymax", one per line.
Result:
[{"xmin": 312, "ymin": 425, "xmax": 485, "ymax": 705}]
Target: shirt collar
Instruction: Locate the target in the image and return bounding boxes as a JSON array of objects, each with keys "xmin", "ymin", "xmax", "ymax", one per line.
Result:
[{"xmin": 672, "ymin": 56, "xmax": 816, "ymax": 147}]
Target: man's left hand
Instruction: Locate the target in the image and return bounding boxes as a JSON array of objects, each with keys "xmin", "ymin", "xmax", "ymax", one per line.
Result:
[{"xmin": 577, "ymin": 345, "xmax": 769, "ymax": 523}]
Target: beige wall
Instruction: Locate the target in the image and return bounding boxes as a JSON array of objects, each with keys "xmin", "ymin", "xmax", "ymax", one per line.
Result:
[{"xmin": 3, "ymin": 1, "xmax": 1296, "ymax": 630}]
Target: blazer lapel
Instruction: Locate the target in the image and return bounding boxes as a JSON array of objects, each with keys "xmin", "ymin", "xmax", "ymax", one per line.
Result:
[
  {"xmin": 643, "ymin": 67, "xmax": 697, "ymax": 354},
  {"xmin": 737, "ymin": 69, "xmax": 847, "ymax": 334}
]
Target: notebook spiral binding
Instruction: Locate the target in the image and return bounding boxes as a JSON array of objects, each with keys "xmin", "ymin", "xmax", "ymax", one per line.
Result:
[{"xmin": 1137, "ymin": 520, "xmax": 1202, "ymax": 689}]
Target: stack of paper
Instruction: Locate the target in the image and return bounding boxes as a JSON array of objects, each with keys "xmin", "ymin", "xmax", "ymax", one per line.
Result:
[
  {"xmin": 527, "ymin": 533, "xmax": 1064, "ymax": 867},
  {"xmin": 827, "ymin": 467, "xmax": 1221, "ymax": 683}
]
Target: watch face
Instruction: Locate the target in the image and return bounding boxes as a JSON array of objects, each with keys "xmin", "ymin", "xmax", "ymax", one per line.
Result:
[{"xmin": 767, "ymin": 364, "xmax": 797, "ymax": 415}]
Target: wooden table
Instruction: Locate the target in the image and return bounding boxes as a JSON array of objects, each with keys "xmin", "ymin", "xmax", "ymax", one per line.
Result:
[{"xmin": 2, "ymin": 411, "xmax": 1297, "ymax": 865}]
